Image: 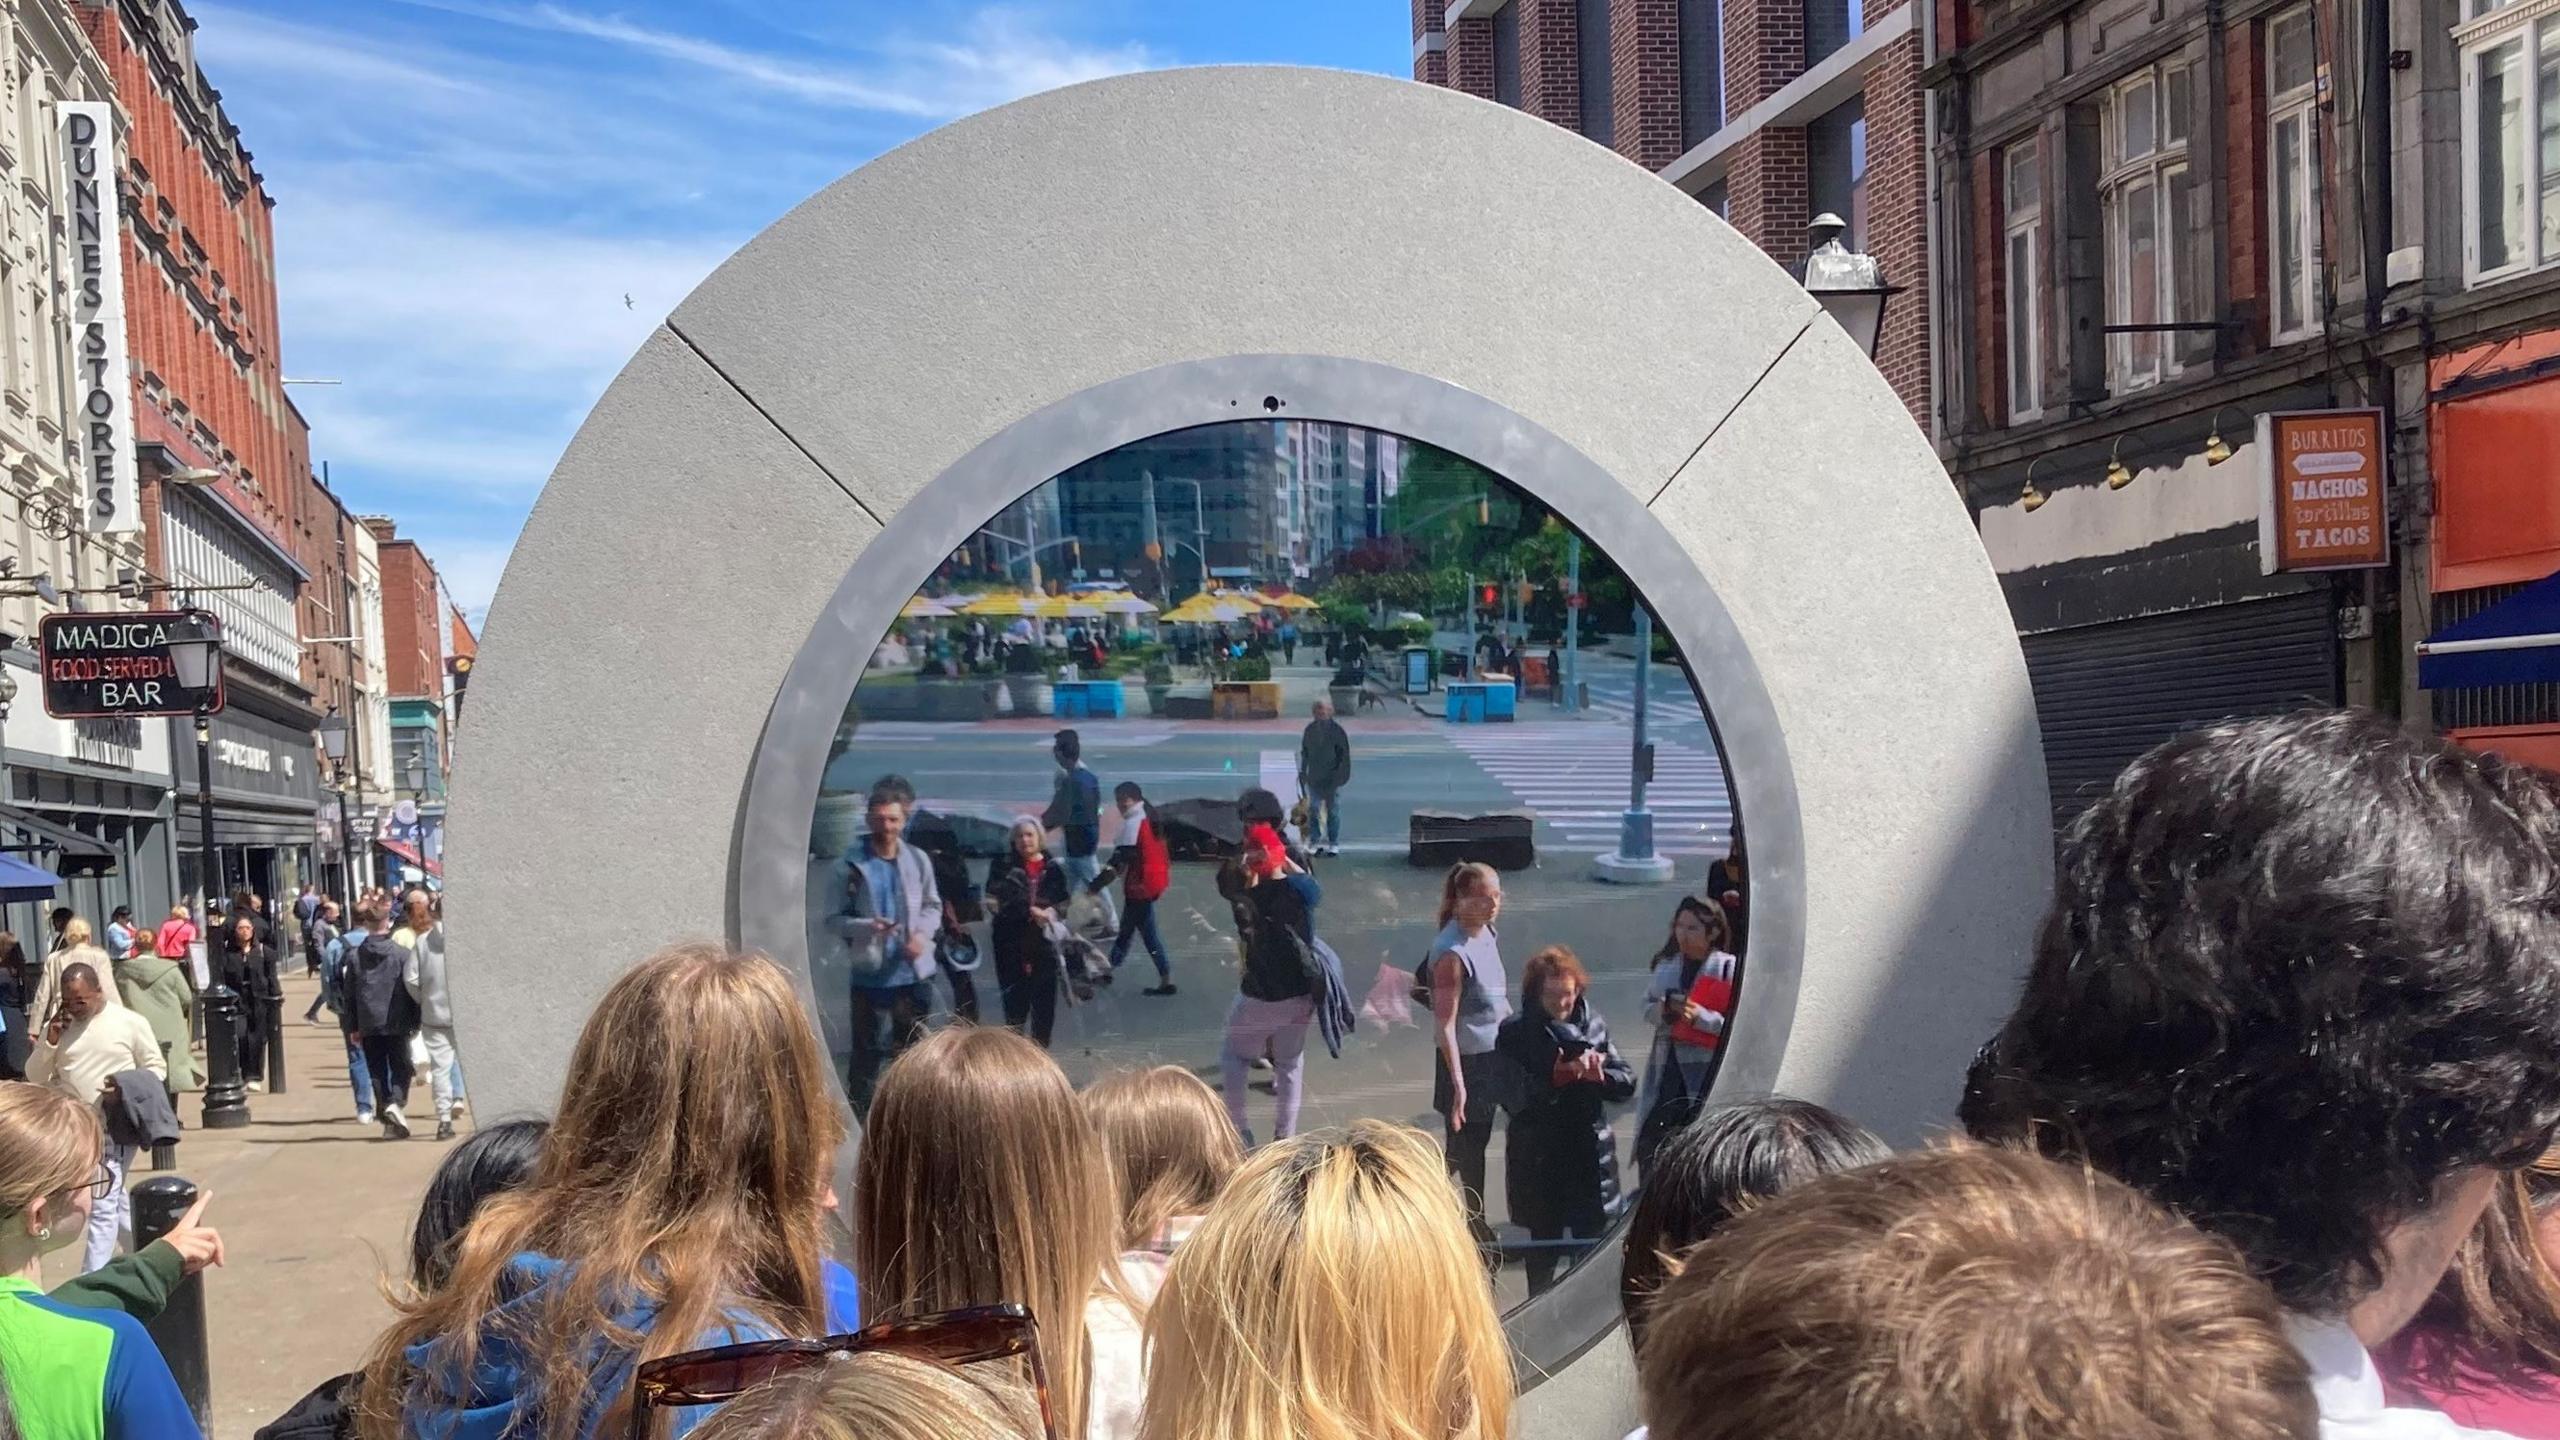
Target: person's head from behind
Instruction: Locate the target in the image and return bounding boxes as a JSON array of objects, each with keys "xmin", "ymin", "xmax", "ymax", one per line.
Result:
[
  {"xmin": 58, "ymin": 966, "xmax": 101, "ymax": 1021},
  {"xmin": 403, "ymin": 891, "xmax": 434, "ymax": 931},
  {"xmin": 358, "ymin": 945, "xmax": 844, "ymax": 1440},
  {"xmin": 1659, "ymin": 896, "xmax": 1729, "ymax": 963},
  {"xmin": 1637, "ymin": 1143, "xmax": 2315, "ymax": 1440},
  {"xmin": 1436, "ymin": 861, "xmax": 1500, "ymax": 931},
  {"xmin": 685, "ymin": 1352, "xmax": 1044, "ymax": 1440},
  {"xmin": 1521, "ymin": 946, "xmax": 1589, "ymax": 1023},
  {"xmin": 166, "ymin": 904, "xmax": 187, "ymax": 925},
  {"xmin": 0, "ymin": 1082, "xmax": 102, "ymax": 1266},
  {"xmin": 47, "ymin": 909, "xmax": 69, "ymax": 937},
  {"xmin": 1139, "ymin": 1119, "xmax": 1512, "ymax": 1440},
  {"xmin": 1112, "ymin": 781, "xmax": 1143, "ymax": 817},
  {"xmin": 59, "ymin": 916, "xmax": 90, "ymax": 949},
  {"xmin": 353, "ymin": 899, "xmax": 387, "ymax": 932},
  {"xmin": 1621, "ymin": 1098, "xmax": 1888, "ymax": 1348},
  {"xmin": 1962, "ymin": 709, "xmax": 2560, "ymax": 1338},
  {"xmin": 129, "ymin": 929, "xmax": 155, "ymax": 958},
  {"xmin": 856, "ymin": 1026, "xmax": 1116, "ymax": 1439},
  {"xmin": 868, "ymin": 789, "xmax": 909, "ymax": 850},
  {"xmin": 322, "ymin": 900, "xmax": 341, "ymax": 923},
  {"xmin": 1083, "ymin": 1065, "xmax": 1243, "ymax": 1252},
  {"xmin": 408, "ymin": 1119, "xmax": 549, "ymax": 1292},
  {"xmin": 1053, "ymin": 729, "xmax": 1081, "ymax": 768}
]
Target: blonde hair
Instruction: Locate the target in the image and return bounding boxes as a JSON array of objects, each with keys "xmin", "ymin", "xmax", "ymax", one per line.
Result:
[
  {"xmin": 1084, "ymin": 1066, "xmax": 1243, "ymax": 1252},
  {"xmin": 856, "ymin": 1026, "xmax": 1121, "ymax": 1440},
  {"xmin": 1434, "ymin": 863, "xmax": 1498, "ymax": 929},
  {"xmin": 167, "ymin": 904, "xmax": 189, "ymax": 922},
  {"xmin": 354, "ymin": 945, "xmax": 845, "ymax": 1440},
  {"xmin": 685, "ymin": 1351, "xmax": 1043, "ymax": 1440},
  {"xmin": 1637, "ymin": 1142, "xmax": 2316, "ymax": 1440},
  {"xmin": 0, "ymin": 1082, "xmax": 101, "ymax": 1221},
  {"xmin": 1139, "ymin": 1119, "xmax": 1513, "ymax": 1440},
  {"xmin": 58, "ymin": 918, "xmax": 90, "ymax": 947}
]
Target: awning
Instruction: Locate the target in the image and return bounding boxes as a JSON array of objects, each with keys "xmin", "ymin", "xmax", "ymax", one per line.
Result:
[
  {"xmin": 0, "ymin": 807, "xmax": 116, "ymax": 876},
  {"xmin": 0, "ymin": 853, "xmax": 58, "ymax": 903},
  {"xmin": 2420, "ymin": 570, "xmax": 2560, "ymax": 689},
  {"xmin": 376, "ymin": 837, "xmax": 443, "ymax": 879}
]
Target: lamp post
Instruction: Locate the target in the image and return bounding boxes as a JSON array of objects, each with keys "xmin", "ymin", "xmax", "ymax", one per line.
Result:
[
  {"xmin": 1594, "ymin": 607, "xmax": 1676, "ymax": 885},
  {"xmin": 1800, "ymin": 214, "xmax": 1906, "ymax": 361},
  {"xmin": 166, "ymin": 613, "xmax": 246, "ymax": 1127},
  {"xmin": 0, "ymin": 667, "xmax": 17, "ymax": 807},
  {"xmin": 317, "ymin": 708, "xmax": 352, "ymax": 901}
]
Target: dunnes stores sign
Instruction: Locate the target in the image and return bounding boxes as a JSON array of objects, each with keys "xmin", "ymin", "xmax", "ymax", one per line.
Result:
[
  {"xmin": 60, "ymin": 102, "xmax": 138, "ymax": 536},
  {"xmin": 38, "ymin": 612, "xmax": 220, "ymax": 719}
]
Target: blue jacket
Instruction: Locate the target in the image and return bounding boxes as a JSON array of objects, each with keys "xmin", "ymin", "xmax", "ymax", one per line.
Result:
[
  {"xmin": 1044, "ymin": 764, "xmax": 1103, "ymax": 857},
  {"xmin": 405, "ymin": 1253, "xmax": 818, "ymax": 1440}
]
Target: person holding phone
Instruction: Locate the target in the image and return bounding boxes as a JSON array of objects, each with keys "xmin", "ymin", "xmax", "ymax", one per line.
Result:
[
  {"xmin": 1634, "ymin": 896, "xmax": 1738, "ymax": 1178},
  {"xmin": 1495, "ymin": 945, "xmax": 1634, "ymax": 1295}
]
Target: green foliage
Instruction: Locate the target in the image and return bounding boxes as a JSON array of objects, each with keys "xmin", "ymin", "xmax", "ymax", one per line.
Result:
[
  {"xmin": 1002, "ymin": 645, "xmax": 1046, "ymax": 676},
  {"xmin": 1231, "ymin": 655, "xmax": 1274, "ymax": 682},
  {"xmin": 1144, "ymin": 660, "xmax": 1175, "ymax": 687}
]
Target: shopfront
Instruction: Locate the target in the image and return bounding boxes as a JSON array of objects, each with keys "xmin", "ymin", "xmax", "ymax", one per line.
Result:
[
  {"xmin": 169, "ymin": 694, "xmax": 323, "ymax": 915},
  {"xmin": 0, "ymin": 654, "xmax": 179, "ymax": 943}
]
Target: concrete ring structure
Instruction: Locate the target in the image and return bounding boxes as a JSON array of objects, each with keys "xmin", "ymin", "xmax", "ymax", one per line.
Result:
[{"xmin": 450, "ymin": 65, "xmax": 2053, "ymax": 1434}]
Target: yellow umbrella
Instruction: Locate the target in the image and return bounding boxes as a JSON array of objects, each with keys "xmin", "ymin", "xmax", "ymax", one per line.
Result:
[
  {"xmin": 1162, "ymin": 593, "xmax": 1235, "ymax": 623},
  {"xmin": 1262, "ymin": 591, "xmax": 1322, "ymax": 611},
  {"xmin": 1035, "ymin": 594, "xmax": 1104, "ymax": 618},
  {"xmin": 960, "ymin": 592, "xmax": 1042, "ymax": 617},
  {"xmin": 901, "ymin": 595, "xmax": 956, "ymax": 618}
]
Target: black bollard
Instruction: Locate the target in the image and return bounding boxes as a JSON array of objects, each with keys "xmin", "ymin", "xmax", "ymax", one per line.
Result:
[
  {"xmin": 129, "ymin": 1176, "xmax": 211, "ymax": 1434},
  {"xmin": 261, "ymin": 962, "xmax": 287, "ymax": 1095},
  {"xmin": 198, "ymin": 984, "xmax": 250, "ymax": 1129}
]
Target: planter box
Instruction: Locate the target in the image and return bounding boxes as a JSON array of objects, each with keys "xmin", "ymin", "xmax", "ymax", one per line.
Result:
[
  {"xmin": 1329, "ymin": 685, "xmax": 1364, "ymax": 713},
  {"xmin": 1212, "ymin": 680, "xmax": 1281, "ymax": 721},
  {"xmin": 1144, "ymin": 685, "xmax": 1175, "ymax": 716}
]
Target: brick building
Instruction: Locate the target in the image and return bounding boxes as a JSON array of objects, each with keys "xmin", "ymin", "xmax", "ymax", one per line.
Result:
[
  {"xmin": 1413, "ymin": 0, "xmax": 1934, "ymax": 423},
  {"xmin": 1931, "ymin": 0, "xmax": 2560, "ymax": 825},
  {"xmin": 75, "ymin": 0, "xmax": 336, "ymax": 904},
  {"xmin": 365, "ymin": 516, "xmax": 447, "ymax": 878}
]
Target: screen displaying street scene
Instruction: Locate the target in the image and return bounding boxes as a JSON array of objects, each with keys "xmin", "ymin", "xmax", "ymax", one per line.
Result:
[{"xmin": 805, "ymin": 420, "xmax": 1751, "ymax": 1311}]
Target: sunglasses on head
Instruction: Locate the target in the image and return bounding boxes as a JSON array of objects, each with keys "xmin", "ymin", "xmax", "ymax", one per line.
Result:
[{"xmin": 626, "ymin": 1302, "xmax": 1055, "ymax": 1440}]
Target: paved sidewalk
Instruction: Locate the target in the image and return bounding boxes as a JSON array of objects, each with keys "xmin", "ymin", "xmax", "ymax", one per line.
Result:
[{"xmin": 43, "ymin": 966, "xmax": 480, "ymax": 1438}]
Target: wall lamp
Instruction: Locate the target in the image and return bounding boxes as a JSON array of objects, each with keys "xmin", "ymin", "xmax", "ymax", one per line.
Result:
[
  {"xmin": 2019, "ymin": 457, "xmax": 2050, "ymax": 513},
  {"xmin": 2201, "ymin": 406, "xmax": 2249, "ymax": 466}
]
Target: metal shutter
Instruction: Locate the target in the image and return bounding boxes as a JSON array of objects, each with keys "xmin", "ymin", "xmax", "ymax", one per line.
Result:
[{"xmin": 2023, "ymin": 589, "xmax": 2340, "ymax": 835}]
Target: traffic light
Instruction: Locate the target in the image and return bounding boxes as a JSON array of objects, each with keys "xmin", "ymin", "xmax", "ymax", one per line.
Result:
[{"xmin": 1479, "ymin": 585, "xmax": 1497, "ymax": 608}]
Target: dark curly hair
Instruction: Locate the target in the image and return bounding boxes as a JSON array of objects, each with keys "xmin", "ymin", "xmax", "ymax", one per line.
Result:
[{"xmin": 1962, "ymin": 708, "xmax": 2560, "ymax": 1315}]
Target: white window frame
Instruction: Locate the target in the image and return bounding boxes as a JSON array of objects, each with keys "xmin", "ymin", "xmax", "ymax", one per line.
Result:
[
  {"xmin": 2003, "ymin": 142, "xmax": 2044, "ymax": 422},
  {"xmin": 2100, "ymin": 62, "xmax": 2193, "ymax": 394},
  {"xmin": 2266, "ymin": 6, "xmax": 2323, "ymax": 344},
  {"xmin": 2456, "ymin": 3, "xmax": 2559, "ymax": 285}
]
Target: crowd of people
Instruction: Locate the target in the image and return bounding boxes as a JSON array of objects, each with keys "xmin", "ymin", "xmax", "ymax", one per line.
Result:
[{"xmin": 6, "ymin": 705, "xmax": 2560, "ymax": 1438}]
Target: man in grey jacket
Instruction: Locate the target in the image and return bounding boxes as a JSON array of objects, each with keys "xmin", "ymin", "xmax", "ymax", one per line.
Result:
[
  {"xmin": 834, "ymin": 784, "xmax": 941, "ymax": 1117},
  {"xmin": 399, "ymin": 894, "xmax": 461, "ymax": 1141},
  {"xmin": 1298, "ymin": 699, "xmax": 1352, "ymax": 857}
]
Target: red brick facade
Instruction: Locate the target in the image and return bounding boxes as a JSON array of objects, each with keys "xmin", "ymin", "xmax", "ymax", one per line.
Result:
[
  {"xmin": 367, "ymin": 520, "xmax": 444, "ymax": 704},
  {"xmin": 1412, "ymin": 0, "xmax": 1935, "ymax": 430},
  {"xmin": 1413, "ymin": 0, "xmax": 1449, "ymax": 84}
]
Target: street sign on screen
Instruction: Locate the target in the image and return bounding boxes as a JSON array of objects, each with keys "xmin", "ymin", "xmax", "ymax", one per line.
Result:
[{"xmin": 39, "ymin": 611, "xmax": 220, "ymax": 718}]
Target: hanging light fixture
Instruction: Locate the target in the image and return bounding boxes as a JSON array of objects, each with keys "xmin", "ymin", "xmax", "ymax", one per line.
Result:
[
  {"xmin": 2103, "ymin": 437, "xmax": 2136, "ymax": 491},
  {"xmin": 2201, "ymin": 405, "xmax": 2246, "ymax": 466},
  {"xmin": 1800, "ymin": 214, "xmax": 1906, "ymax": 360},
  {"xmin": 2019, "ymin": 457, "xmax": 2050, "ymax": 513}
]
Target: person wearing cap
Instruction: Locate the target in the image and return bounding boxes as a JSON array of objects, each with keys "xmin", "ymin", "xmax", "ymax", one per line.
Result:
[{"xmin": 1214, "ymin": 794, "xmax": 1323, "ymax": 1146}]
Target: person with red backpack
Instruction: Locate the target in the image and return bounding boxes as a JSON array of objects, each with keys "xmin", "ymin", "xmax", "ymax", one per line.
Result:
[{"xmin": 1091, "ymin": 780, "xmax": 1177, "ymax": 996}]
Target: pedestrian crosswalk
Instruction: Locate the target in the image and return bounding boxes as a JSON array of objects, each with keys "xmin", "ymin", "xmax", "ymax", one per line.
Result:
[
  {"xmin": 1575, "ymin": 671, "xmax": 1709, "ymax": 728},
  {"xmin": 1444, "ymin": 724, "xmax": 1736, "ymax": 858}
]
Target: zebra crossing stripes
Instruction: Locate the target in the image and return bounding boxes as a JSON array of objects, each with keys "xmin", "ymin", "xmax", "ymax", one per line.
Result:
[
  {"xmin": 1443, "ymin": 725, "xmax": 1736, "ymax": 858},
  {"xmin": 1575, "ymin": 679, "xmax": 1708, "ymax": 727}
]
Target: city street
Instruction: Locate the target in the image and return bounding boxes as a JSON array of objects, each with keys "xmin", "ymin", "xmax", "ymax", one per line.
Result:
[{"xmin": 807, "ymin": 659, "xmax": 1741, "ymax": 1306}]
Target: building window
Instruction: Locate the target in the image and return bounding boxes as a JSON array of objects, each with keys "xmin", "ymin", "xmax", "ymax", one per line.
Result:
[
  {"xmin": 1494, "ymin": 4, "xmax": 1522, "ymax": 108},
  {"xmin": 1701, "ymin": 179, "xmax": 1730, "ymax": 217},
  {"xmin": 1809, "ymin": 97, "xmax": 1869, "ymax": 246},
  {"xmin": 1806, "ymin": 0, "xmax": 1865, "ymax": 70},
  {"xmin": 2458, "ymin": 3, "xmax": 2560, "ymax": 283},
  {"xmin": 2268, "ymin": 7, "xmax": 2322, "ymax": 342},
  {"xmin": 1680, "ymin": 0, "xmax": 1723, "ymax": 148},
  {"xmin": 2004, "ymin": 141, "xmax": 2045, "ymax": 422},
  {"xmin": 1580, "ymin": 0, "xmax": 1614, "ymax": 145},
  {"xmin": 2100, "ymin": 62, "xmax": 2196, "ymax": 393}
]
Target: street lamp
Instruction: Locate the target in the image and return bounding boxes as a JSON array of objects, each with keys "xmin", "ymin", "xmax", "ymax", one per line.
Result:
[
  {"xmin": 318, "ymin": 707, "xmax": 353, "ymax": 902},
  {"xmin": 1801, "ymin": 214, "xmax": 1905, "ymax": 360},
  {"xmin": 165, "ymin": 612, "xmax": 249, "ymax": 1127},
  {"xmin": 0, "ymin": 666, "xmax": 18, "ymax": 807}
]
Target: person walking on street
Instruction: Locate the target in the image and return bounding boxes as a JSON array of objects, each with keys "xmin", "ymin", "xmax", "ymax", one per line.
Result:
[
  {"xmin": 1044, "ymin": 728, "xmax": 1116, "ymax": 936},
  {"xmin": 346, "ymin": 899, "xmax": 420, "ymax": 1140},
  {"xmin": 217, "ymin": 915, "xmax": 276, "ymax": 1092},
  {"xmin": 868, "ymin": 774, "xmax": 979, "ymax": 1024},
  {"xmin": 1634, "ymin": 896, "xmax": 1738, "ymax": 1178},
  {"xmin": 1297, "ymin": 700, "xmax": 1351, "ymax": 857},
  {"xmin": 1704, "ymin": 823, "xmax": 1749, "ymax": 959},
  {"xmin": 151, "ymin": 904, "xmax": 195, "ymax": 976},
  {"xmin": 987, "ymin": 817, "xmax": 1072, "ymax": 1048},
  {"xmin": 1427, "ymin": 862, "xmax": 1512, "ymax": 1255},
  {"xmin": 324, "ymin": 906, "xmax": 376, "ymax": 1125},
  {"xmin": 294, "ymin": 883, "xmax": 319, "ymax": 932},
  {"xmin": 1494, "ymin": 945, "xmax": 1633, "ymax": 1294},
  {"xmin": 302, "ymin": 900, "xmax": 341, "ymax": 1022},
  {"xmin": 31, "ymin": 917, "xmax": 118, "ymax": 1032},
  {"xmin": 399, "ymin": 895, "xmax": 462, "ymax": 1141},
  {"xmin": 1217, "ymin": 808, "xmax": 1323, "ymax": 1145},
  {"xmin": 26, "ymin": 965, "xmax": 165, "ymax": 1273},
  {"xmin": 1091, "ymin": 782, "xmax": 1175, "ymax": 996},
  {"xmin": 0, "ymin": 934, "xmax": 29, "ymax": 1083},
  {"xmin": 832, "ymin": 784, "xmax": 941, "ymax": 1117},
  {"xmin": 102, "ymin": 908, "xmax": 136, "ymax": 964},
  {"xmin": 1278, "ymin": 621, "xmax": 1298, "ymax": 666},
  {"xmin": 111, "ymin": 932, "xmax": 197, "ymax": 1098}
]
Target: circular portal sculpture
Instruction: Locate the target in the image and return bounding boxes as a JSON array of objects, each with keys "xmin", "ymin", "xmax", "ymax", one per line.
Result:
[{"xmin": 448, "ymin": 66, "xmax": 2051, "ymax": 1433}]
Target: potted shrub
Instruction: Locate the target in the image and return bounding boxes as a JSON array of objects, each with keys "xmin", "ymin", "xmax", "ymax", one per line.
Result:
[
  {"xmin": 1143, "ymin": 660, "xmax": 1176, "ymax": 716},
  {"xmin": 1329, "ymin": 662, "xmax": 1365, "ymax": 714}
]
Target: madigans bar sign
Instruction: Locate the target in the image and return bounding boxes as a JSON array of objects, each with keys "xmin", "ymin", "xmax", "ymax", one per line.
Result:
[
  {"xmin": 39, "ymin": 611, "xmax": 219, "ymax": 718},
  {"xmin": 61, "ymin": 102, "xmax": 137, "ymax": 536}
]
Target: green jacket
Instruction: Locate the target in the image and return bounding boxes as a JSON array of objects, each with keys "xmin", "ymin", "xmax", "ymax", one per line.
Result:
[
  {"xmin": 48, "ymin": 1239, "xmax": 186, "ymax": 1321},
  {"xmin": 113, "ymin": 955, "xmax": 199, "ymax": 1093}
]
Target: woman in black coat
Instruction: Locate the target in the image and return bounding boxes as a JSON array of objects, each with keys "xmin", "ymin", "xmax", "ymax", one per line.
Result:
[
  {"xmin": 217, "ymin": 913, "xmax": 278, "ymax": 1087},
  {"xmin": 1496, "ymin": 944, "xmax": 1636, "ymax": 1295},
  {"xmin": 985, "ymin": 817, "xmax": 1072, "ymax": 1047}
]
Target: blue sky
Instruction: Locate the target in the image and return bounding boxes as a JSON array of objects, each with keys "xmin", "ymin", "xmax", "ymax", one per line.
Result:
[{"xmin": 196, "ymin": 1, "xmax": 1407, "ymax": 622}]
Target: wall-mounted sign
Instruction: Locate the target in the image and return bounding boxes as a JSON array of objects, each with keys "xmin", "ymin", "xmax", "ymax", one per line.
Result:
[
  {"xmin": 38, "ymin": 612, "xmax": 220, "ymax": 718},
  {"xmin": 60, "ymin": 101, "xmax": 138, "ymax": 536},
  {"xmin": 2257, "ymin": 408, "xmax": 2389, "ymax": 574}
]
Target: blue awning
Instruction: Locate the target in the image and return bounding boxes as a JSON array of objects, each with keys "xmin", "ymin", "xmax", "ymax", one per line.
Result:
[
  {"xmin": 0, "ymin": 852, "xmax": 61, "ymax": 903},
  {"xmin": 2421, "ymin": 570, "xmax": 2560, "ymax": 690}
]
